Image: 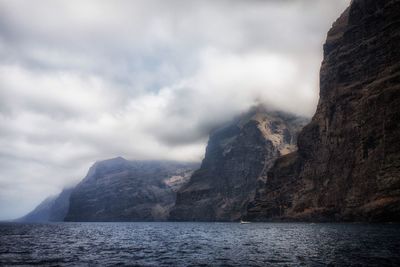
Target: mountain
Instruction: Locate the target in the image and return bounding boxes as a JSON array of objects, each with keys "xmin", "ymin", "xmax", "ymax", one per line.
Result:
[
  {"xmin": 169, "ymin": 107, "xmax": 308, "ymax": 221},
  {"xmin": 17, "ymin": 187, "xmax": 73, "ymax": 222},
  {"xmin": 246, "ymin": 0, "xmax": 400, "ymax": 222},
  {"xmin": 64, "ymin": 157, "xmax": 198, "ymax": 221}
]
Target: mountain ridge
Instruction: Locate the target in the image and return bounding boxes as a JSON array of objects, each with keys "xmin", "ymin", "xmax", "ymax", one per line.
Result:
[
  {"xmin": 64, "ymin": 158, "xmax": 198, "ymax": 221},
  {"xmin": 169, "ymin": 107, "xmax": 308, "ymax": 221}
]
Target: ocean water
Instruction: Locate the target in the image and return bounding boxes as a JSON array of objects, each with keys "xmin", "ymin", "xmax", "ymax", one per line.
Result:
[{"xmin": 0, "ymin": 222, "xmax": 399, "ymax": 266}]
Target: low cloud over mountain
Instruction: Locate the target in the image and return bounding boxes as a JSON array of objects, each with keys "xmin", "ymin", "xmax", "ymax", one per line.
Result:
[{"xmin": 0, "ymin": 0, "xmax": 350, "ymax": 219}]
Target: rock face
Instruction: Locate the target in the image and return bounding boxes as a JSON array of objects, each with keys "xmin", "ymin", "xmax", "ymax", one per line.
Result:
[
  {"xmin": 246, "ymin": 0, "xmax": 400, "ymax": 222},
  {"xmin": 64, "ymin": 157, "xmax": 197, "ymax": 221},
  {"xmin": 17, "ymin": 188, "xmax": 73, "ymax": 222},
  {"xmin": 169, "ymin": 107, "xmax": 307, "ymax": 221}
]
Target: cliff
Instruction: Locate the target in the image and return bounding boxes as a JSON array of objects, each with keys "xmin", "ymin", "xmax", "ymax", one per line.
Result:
[
  {"xmin": 17, "ymin": 187, "xmax": 73, "ymax": 222},
  {"xmin": 169, "ymin": 107, "xmax": 307, "ymax": 221},
  {"xmin": 64, "ymin": 157, "xmax": 197, "ymax": 221},
  {"xmin": 246, "ymin": 0, "xmax": 400, "ymax": 222}
]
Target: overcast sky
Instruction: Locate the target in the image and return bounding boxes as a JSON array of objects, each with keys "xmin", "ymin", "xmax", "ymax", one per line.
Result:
[{"xmin": 0, "ymin": 0, "xmax": 350, "ymax": 220}]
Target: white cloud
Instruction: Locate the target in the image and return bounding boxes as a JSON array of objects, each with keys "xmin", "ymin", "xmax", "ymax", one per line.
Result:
[{"xmin": 0, "ymin": 0, "xmax": 351, "ymax": 219}]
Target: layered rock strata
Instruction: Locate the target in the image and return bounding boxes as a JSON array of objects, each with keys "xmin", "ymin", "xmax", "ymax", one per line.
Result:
[
  {"xmin": 246, "ymin": 0, "xmax": 400, "ymax": 222},
  {"xmin": 170, "ymin": 107, "xmax": 307, "ymax": 221}
]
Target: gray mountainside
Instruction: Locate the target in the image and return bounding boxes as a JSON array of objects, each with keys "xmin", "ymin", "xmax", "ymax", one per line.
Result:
[
  {"xmin": 64, "ymin": 157, "xmax": 198, "ymax": 221},
  {"xmin": 169, "ymin": 107, "xmax": 308, "ymax": 221},
  {"xmin": 17, "ymin": 187, "xmax": 73, "ymax": 222}
]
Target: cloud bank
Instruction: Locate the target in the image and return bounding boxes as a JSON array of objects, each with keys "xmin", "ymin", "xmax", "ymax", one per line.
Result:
[{"xmin": 0, "ymin": 0, "xmax": 351, "ymax": 219}]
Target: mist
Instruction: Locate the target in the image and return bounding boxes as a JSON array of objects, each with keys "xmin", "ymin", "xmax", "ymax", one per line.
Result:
[{"xmin": 0, "ymin": 0, "xmax": 351, "ymax": 220}]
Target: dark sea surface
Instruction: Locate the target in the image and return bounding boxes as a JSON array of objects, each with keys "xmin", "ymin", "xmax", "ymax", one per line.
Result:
[{"xmin": 0, "ymin": 222, "xmax": 400, "ymax": 266}]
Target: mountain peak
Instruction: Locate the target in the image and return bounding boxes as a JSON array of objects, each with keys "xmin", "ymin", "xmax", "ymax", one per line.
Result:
[{"xmin": 170, "ymin": 108, "xmax": 307, "ymax": 221}]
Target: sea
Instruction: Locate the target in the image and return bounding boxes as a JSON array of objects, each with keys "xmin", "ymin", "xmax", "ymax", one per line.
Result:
[{"xmin": 0, "ymin": 222, "xmax": 399, "ymax": 266}]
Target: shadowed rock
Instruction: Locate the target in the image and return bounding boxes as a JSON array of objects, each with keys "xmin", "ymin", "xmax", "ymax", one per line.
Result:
[
  {"xmin": 169, "ymin": 106, "xmax": 307, "ymax": 221},
  {"xmin": 246, "ymin": 0, "xmax": 400, "ymax": 222},
  {"xmin": 64, "ymin": 157, "xmax": 198, "ymax": 221},
  {"xmin": 17, "ymin": 187, "xmax": 73, "ymax": 222}
]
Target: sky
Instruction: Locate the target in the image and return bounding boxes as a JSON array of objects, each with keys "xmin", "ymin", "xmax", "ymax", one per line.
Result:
[{"xmin": 0, "ymin": 0, "xmax": 351, "ymax": 220}]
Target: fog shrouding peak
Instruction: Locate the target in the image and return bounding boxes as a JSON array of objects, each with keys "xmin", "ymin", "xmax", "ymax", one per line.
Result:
[{"xmin": 0, "ymin": 0, "xmax": 350, "ymax": 219}]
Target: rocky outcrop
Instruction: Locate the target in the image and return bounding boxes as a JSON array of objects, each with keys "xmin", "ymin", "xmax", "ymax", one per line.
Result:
[
  {"xmin": 169, "ymin": 107, "xmax": 307, "ymax": 221},
  {"xmin": 246, "ymin": 0, "xmax": 400, "ymax": 222},
  {"xmin": 17, "ymin": 187, "xmax": 73, "ymax": 222},
  {"xmin": 64, "ymin": 157, "xmax": 197, "ymax": 221}
]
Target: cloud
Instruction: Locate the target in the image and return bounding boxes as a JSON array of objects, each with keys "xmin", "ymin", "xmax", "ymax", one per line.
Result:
[{"xmin": 0, "ymin": 0, "xmax": 351, "ymax": 219}]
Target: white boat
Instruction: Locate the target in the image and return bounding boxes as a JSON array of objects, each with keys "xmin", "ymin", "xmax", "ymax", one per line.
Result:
[{"xmin": 240, "ymin": 220, "xmax": 251, "ymax": 224}]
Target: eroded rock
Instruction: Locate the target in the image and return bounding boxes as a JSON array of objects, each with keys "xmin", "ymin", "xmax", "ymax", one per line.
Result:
[{"xmin": 246, "ymin": 0, "xmax": 400, "ymax": 222}]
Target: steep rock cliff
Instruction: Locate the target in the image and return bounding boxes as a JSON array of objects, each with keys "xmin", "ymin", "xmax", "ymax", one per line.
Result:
[
  {"xmin": 246, "ymin": 0, "xmax": 400, "ymax": 222},
  {"xmin": 64, "ymin": 157, "xmax": 197, "ymax": 221},
  {"xmin": 17, "ymin": 187, "xmax": 73, "ymax": 222},
  {"xmin": 169, "ymin": 107, "xmax": 307, "ymax": 221}
]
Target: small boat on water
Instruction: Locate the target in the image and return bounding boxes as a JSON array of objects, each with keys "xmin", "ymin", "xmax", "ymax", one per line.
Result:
[{"xmin": 240, "ymin": 220, "xmax": 251, "ymax": 224}]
